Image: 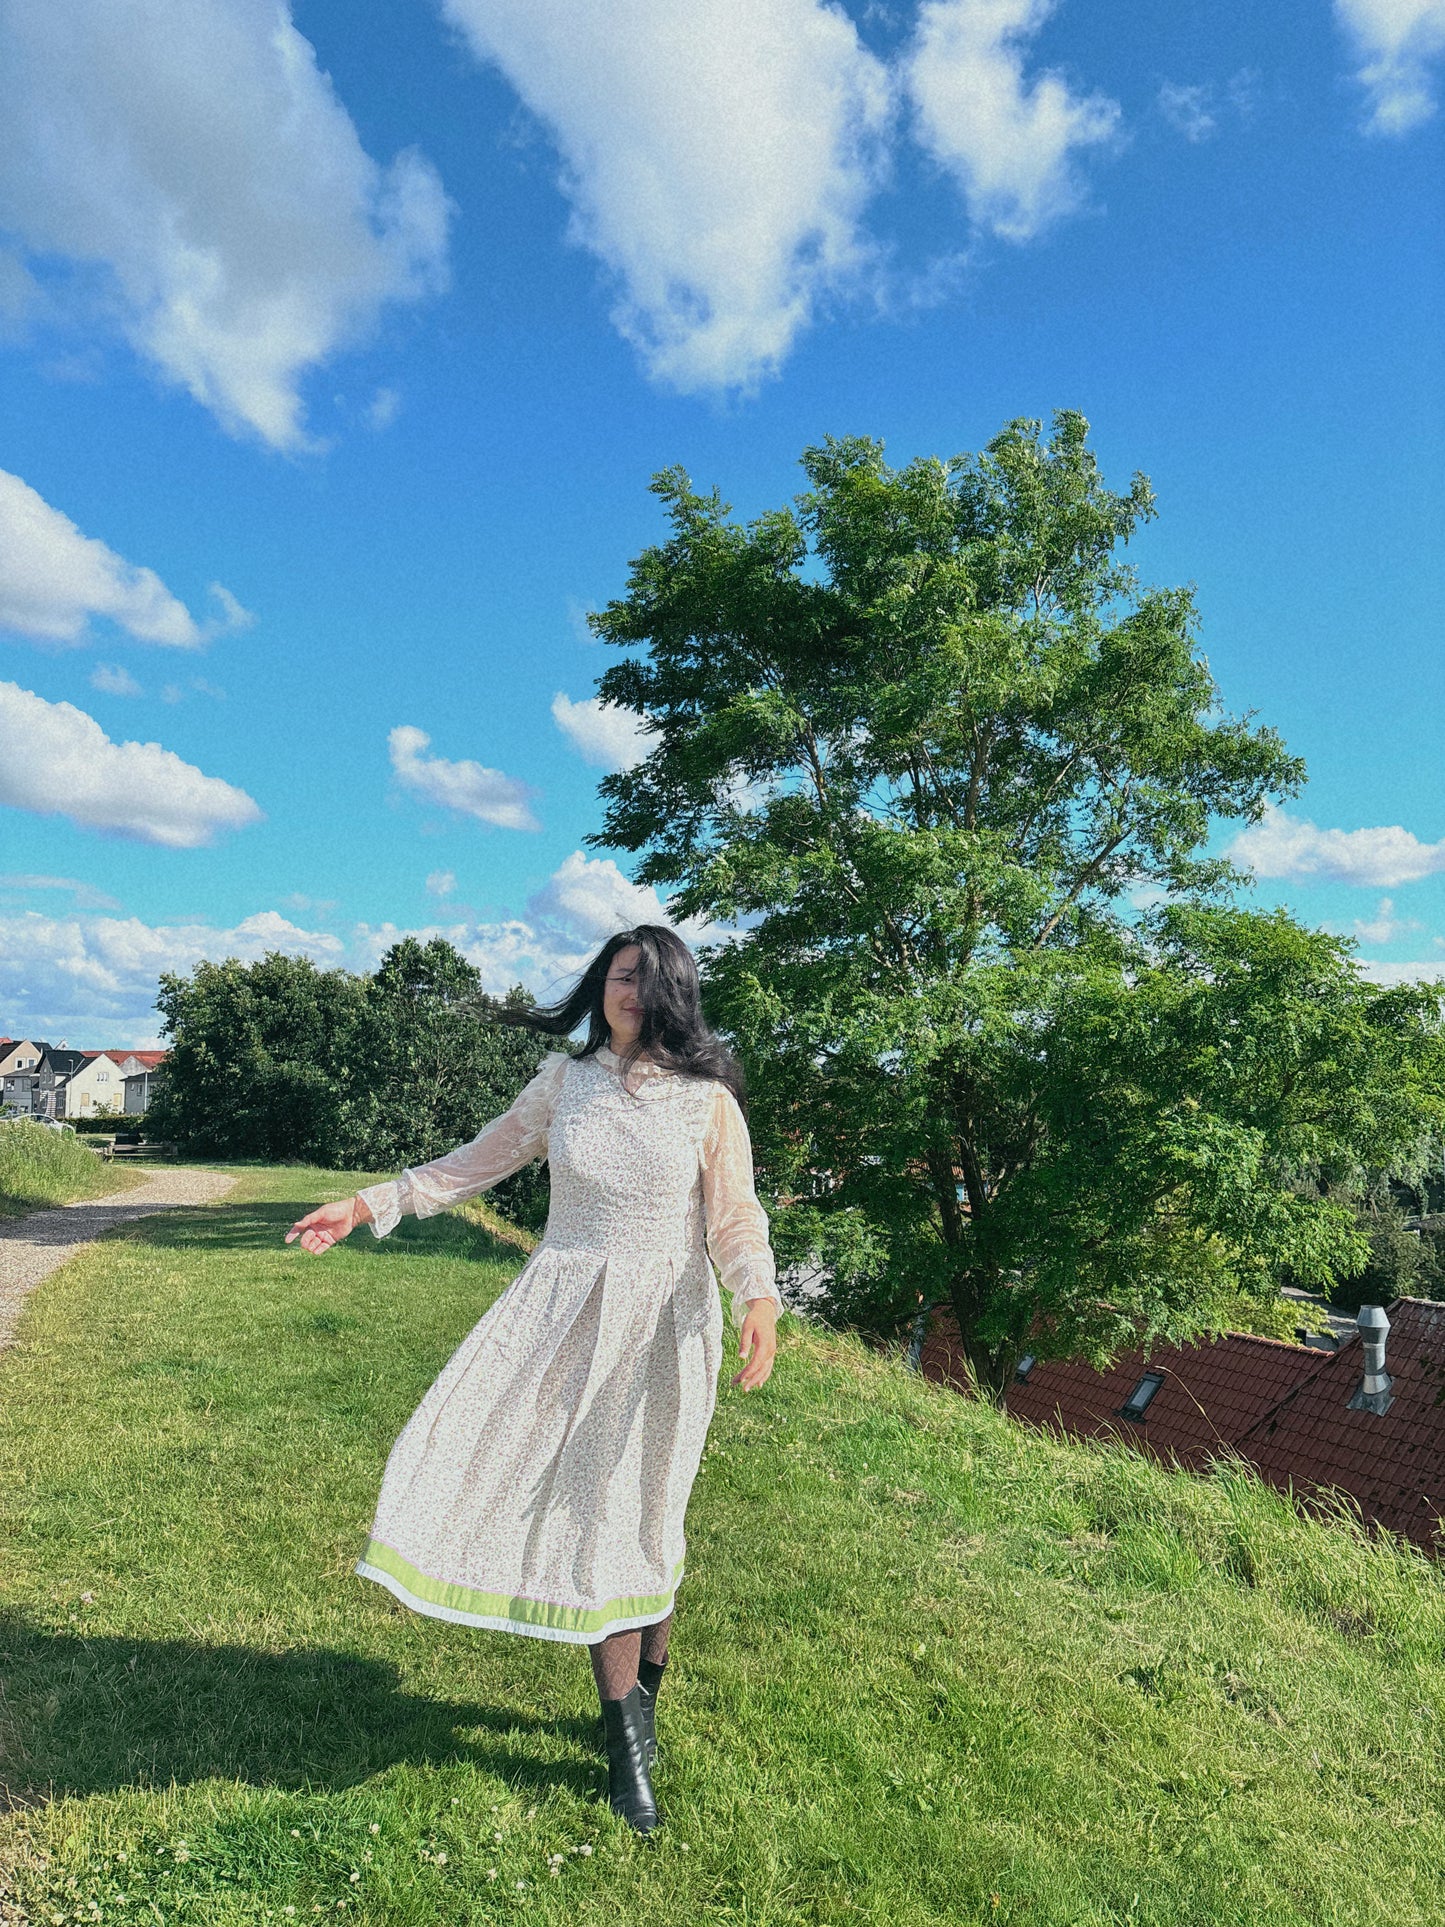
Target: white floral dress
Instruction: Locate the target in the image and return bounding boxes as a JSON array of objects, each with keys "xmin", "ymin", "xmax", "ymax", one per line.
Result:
[{"xmin": 352, "ymin": 1044, "xmax": 781, "ymax": 1644}]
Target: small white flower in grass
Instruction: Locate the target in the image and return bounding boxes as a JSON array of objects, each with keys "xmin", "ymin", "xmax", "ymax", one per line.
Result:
[
  {"xmin": 368, "ymin": 1823, "xmax": 379, "ymax": 1835},
  {"xmin": 451, "ymin": 1797, "xmax": 459, "ymax": 1805},
  {"xmin": 283, "ymin": 1910, "xmax": 295, "ymax": 1919},
  {"xmin": 493, "ymin": 1832, "xmax": 503, "ymax": 1843},
  {"xmin": 290, "ymin": 1829, "xmax": 301, "ymax": 1838},
  {"xmin": 578, "ymin": 1843, "xmax": 593, "ymax": 1857},
  {"xmin": 434, "ymin": 1852, "xmax": 447, "ymax": 1866},
  {"xmin": 680, "ymin": 1842, "xmax": 690, "ymax": 1852},
  {"xmin": 486, "ymin": 1868, "xmax": 497, "ymax": 1880},
  {"xmin": 515, "ymin": 1879, "xmax": 526, "ymax": 1889},
  {"xmin": 80, "ymin": 1591, "xmax": 93, "ymax": 1605},
  {"xmin": 550, "ymin": 1866, "xmax": 561, "ymax": 1878},
  {"xmin": 348, "ymin": 1871, "xmax": 359, "ymax": 1883}
]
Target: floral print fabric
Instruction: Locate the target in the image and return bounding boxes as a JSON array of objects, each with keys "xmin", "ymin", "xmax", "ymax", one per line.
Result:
[{"xmin": 352, "ymin": 1045, "xmax": 780, "ymax": 1641}]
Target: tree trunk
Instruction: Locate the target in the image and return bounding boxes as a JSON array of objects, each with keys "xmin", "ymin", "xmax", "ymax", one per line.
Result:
[{"xmin": 945, "ymin": 1274, "xmax": 1013, "ymax": 1404}]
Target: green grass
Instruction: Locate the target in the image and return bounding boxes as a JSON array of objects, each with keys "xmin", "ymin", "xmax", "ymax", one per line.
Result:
[
  {"xmin": 0, "ymin": 1121, "xmax": 148, "ymax": 1217},
  {"xmin": 2, "ymin": 1163, "xmax": 1444, "ymax": 1926}
]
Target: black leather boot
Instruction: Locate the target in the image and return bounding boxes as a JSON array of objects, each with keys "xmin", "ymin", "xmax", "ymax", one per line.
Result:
[
  {"xmin": 600, "ymin": 1684, "xmax": 660, "ymax": 1836},
  {"xmin": 636, "ymin": 1654, "xmax": 665, "ymax": 1767}
]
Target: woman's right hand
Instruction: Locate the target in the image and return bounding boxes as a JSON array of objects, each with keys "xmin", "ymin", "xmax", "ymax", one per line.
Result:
[{"xmin": 286, "ymin": 1195, "xmax": 369, "ymax": 1253}]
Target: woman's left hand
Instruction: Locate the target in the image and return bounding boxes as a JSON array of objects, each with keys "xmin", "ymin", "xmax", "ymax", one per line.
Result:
[{"xmin": 732, "ymin": 1298, "xmax": 778, "ymax": 1392}]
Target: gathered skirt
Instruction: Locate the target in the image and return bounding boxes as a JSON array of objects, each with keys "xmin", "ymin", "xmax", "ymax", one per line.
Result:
[{"xmin": 356, "ymin": 1237, "xmax": 725, "ymax": 1643}]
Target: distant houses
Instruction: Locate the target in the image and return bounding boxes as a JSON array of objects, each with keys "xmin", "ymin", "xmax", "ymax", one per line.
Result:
[{"xmin": 0, "ymin": 1037, "xmax": 167, "ymax": 1120}]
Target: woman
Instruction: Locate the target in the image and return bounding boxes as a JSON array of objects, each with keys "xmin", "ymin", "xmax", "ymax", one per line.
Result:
[{"xmin": 285, "ymin": 924, "xmax": 781, "ymax": 1836}]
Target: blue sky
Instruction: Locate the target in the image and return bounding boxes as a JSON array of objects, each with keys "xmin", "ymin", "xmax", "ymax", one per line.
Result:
[{"xmin": 0, "ymin": 0, "xmax": 1441, "ymax": 1046}]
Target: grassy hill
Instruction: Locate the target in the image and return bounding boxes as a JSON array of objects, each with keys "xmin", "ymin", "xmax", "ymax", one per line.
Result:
[
  {"xmin": 0, "ymin": 1120, "xmax": 148, "ymax": 1219},
  {"xmin": 1, "ymin": 1164, "xmax": 1443, "ymax": 1926}
]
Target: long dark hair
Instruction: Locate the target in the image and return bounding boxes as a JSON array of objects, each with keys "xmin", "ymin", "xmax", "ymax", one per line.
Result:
[{"xmin": 496, "ymin": 924, "xmax": 746, "ymax": 1110}]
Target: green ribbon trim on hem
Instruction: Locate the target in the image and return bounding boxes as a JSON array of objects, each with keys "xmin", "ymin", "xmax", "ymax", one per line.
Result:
[{"xmin": 359, "ymin": 1537, "xmax": 684, "ymax": 1636}]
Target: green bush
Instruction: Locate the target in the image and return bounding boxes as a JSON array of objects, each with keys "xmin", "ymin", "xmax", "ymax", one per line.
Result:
[{"xmin": 149, "ymin": 939, "xmax": 549, "ymax": 1176}]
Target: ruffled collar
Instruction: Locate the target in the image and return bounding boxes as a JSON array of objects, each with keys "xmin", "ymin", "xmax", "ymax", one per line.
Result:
[{"xmin": 593, "ymin": 1043, "xmax": 675, "ymax": 1090}]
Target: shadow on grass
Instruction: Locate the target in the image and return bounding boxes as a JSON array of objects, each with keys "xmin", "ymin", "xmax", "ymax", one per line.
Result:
[
  {"xmin": 115, "ymin": 1201, "xmax": 523, "ymax": 1267},
  {"xmin": 0, "ymin": 1617, "xmax": 601, "ymax": 1808}
]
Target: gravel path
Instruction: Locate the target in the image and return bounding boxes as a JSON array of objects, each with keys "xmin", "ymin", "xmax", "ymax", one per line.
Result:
[{"xmin": 0, "ymin": 1167, "xmax": 236, "ymax": 1350}]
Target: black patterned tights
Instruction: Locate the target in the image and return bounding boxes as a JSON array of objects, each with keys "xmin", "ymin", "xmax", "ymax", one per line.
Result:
[{"xmin": 588, "ymin": 1611, "xmax": 672, "ymax": 1701}]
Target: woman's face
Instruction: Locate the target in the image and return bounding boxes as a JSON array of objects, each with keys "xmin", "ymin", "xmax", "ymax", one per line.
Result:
[{"xmin": 601, "ymin": 944, "xmax": 644, "ymax": 1049}]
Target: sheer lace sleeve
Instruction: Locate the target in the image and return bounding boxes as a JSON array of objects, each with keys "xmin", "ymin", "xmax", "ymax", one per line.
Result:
[
  {"xmin": 355, "ymin": 1051, "xmax": 569, "ymax": 1239},
  {"xmin": 701, "ymin": 1083, "xmax": 781, "ymax": 1325}
]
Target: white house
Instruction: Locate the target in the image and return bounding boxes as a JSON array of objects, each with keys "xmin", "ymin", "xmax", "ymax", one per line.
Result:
[
  {"xmin": 59, "ymin": 1049, "xmax": 169, "ymax": 1118},
  {"xmin": 61, "ymin": 1052, "xmax": 128, "ymax": 1117}
]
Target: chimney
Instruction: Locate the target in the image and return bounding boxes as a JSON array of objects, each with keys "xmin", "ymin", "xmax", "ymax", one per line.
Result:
[{"xmin": 1347, "ymin": 1304, "xmax": 1395, "ymax": 1415}]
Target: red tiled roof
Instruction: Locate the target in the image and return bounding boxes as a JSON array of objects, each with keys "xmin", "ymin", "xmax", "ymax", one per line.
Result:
[
  {"xmin": 1238, "ymin": 1298, "xmax": 1445, "ymax": 1550},
  {"xmin": 920, "ymin": 1298, "xmax": 1445, "ymax": 1553},
  {"xmin": 920, "ymin": 1309, "xmax": 1316, "ymax": 1473}
]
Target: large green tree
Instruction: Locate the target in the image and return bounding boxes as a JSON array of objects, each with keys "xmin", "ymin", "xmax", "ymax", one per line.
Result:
[{"xmin": 588, "ymin": 412, "xmax": 1445, "ymax": 1394}]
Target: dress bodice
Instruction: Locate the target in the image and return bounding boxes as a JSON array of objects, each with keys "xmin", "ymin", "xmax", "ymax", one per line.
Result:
[
  {"xmin": 542, "ymin": 1049, "xmax": 715, "ymax": 1256},
  {"xmin": 355, "ymin": 1044, "xmax": 781, "ymax": 1322}
]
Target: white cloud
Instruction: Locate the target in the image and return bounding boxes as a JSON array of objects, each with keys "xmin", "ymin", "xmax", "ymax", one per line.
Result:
[
  {"xmin": 441, "ymin": 0, "xmax": 890, "ymax": 390},
  {"xmin": 0, "ymin": 873, "xmax": 121, "ymax": 910},
  {"xmin": 527, "ymin": 849, "xmax": 692, "ymax": 942},
  {"xmin": 906, "ymin": 0, "xmax": 1120, "ymax": 242},
  {"xmin": 1341, "ymin": 896, "xmax": 1422, "ymax": 944},
  {"xmin": 1228, "ymin": 803, "xmax": 1445, "ymax": 887},
  {"xmin": 566, "ymin": 597, "xmax": 599, "ymax": 646},
  {"xmin": 426, "ymin": 869, "xmax": 457, "ymax": 897},
  {"xmin": 388, "ymin": 723, "xmax": 540, "ymax": 831},
  {"xmin": 0, "ymin": 680, "xmax": 262, "ymax": 847},
  {"xmin": 90, "ymin": 663, "xmax": 144, "ymax": 698},
  {"xmin": 551, "ymin": 691, "xmax": 650, "ymax": 771},
  {"xmin": 0, "ymin": 468, "xmax": 250, "ymax": 647},
  {"xmin": 1336, "ymin": 0, "xmax": 1445, "ymax": 133},
  {"xmin": 1356, "ymin": 958, "xmax": 1445, "ymax": 986},
  {"xmin": 0, "ymin": 850, "xmax": 737, "ymax": 1043},
  {"xmin": 367, "ymin": 386, "xmax": 402, "ymax": 430},
  {"xmin": 1157, "ymin": 82, "xmax": 1216, "ymax": 142},
  {"xmin": 0, "ymin": 905, "xmax": 342, "ymax": 1040},
  {"xmin": 0, "ymin": 0, "xmax": 451, "ymax": 449},
  {"xmin": 359, "ymin": 848, "xmax": 731, "ymax": 996},
  {"xmin": 208, "ymin": 585, "xmax": 252, "ymax": 632},
  {"xmin": 350, "ymin": 914, "xmax": 589, "ymax": 1000}
]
